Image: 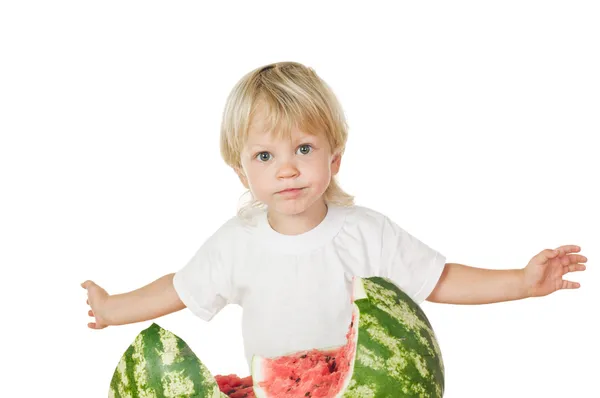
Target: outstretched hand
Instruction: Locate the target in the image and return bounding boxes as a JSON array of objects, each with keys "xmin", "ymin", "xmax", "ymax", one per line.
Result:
[
  {"xmin": 81, "ymin": 280, "xmax": 110, "ymax": 329},
  {"xmin": 524, "ymin": 245, "xmax": 587, "ymax": 297}
]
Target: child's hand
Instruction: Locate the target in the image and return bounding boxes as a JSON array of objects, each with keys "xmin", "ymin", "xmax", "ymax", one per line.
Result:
[
  {"xmin": 81, "ymin": 280, "xmax": 110, "ymax": 329},
  {"xmin": 523, "ymin": 245, "xmax": 587, "ymax": 297}
]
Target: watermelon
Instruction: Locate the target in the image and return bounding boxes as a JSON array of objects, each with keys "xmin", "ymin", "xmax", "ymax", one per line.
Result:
[
  {"xmin": 108, "ymin": 276, "xmax": 444, "ymax": 397},
  {"xmin": 108, "ymin": 322, "xmax": 228, "ymax": 398}
]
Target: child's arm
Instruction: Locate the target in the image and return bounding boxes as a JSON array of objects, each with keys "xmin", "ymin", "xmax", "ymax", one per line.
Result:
[
  {"xmin": 426, "ymin": 245, "xmax": 587, "ymax": 304},
  {"xmin": 426, "ymin": 264, "xmax": 528, "ymax": 304},
  {"xmin": 81, "ymin": 273, "xmax": 186, "ymax": 329}
]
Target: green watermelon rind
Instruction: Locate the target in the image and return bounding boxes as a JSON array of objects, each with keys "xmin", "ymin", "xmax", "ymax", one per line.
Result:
[
  {"xmin": 347, "ymin": 276, "xmax": 444, "ymax": 397},
  {"xmin": 108, "ymin": 323, "xmax": 222, "ymax": 398}
]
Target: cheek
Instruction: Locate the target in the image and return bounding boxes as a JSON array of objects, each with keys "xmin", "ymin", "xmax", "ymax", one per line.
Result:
[
  {"xmin": 245, "ymin": 166, "xmax": 269, "ymax": 189},
  {"xmin": 306, "ymin": 158, "xmax": 332, "ymax": 182}
]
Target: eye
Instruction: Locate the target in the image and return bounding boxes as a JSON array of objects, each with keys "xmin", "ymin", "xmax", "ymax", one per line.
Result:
[
  {"xmin": 297, "ymin": 144, "xmax": 313, "ymax": 155},
  {"xmin": 256, "ymin": 152, "xmax": 272, "ymax": 162}
]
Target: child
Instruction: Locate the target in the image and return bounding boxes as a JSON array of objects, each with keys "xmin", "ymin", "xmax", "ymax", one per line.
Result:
[{"xmin": 81, "ymin": 61, "xmax": 587, "ymax": 372}]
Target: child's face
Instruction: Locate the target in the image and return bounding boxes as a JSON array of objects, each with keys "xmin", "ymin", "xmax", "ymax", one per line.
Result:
[{"xmin": 236, "ymin": 109, "xmax": 341, "ymax": 217}]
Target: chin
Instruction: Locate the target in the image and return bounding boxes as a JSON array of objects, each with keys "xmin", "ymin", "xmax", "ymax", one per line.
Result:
[
  {"xmin": 270, "ymin": 201, "xmax": 310, "ymax": 215},
  {"xmin": 274, "ymin": 197, "xmax": 325, "ymax": 216}
]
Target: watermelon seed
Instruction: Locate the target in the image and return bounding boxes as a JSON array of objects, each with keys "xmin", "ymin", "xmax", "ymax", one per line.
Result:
[
  {"xmin": 328, "ymin": 359, "xmax": 337, "ymax": 373},
  {"xmin": 300, "ymin": 354, "xmax": 307, "ymax": 358},
  {"xmin": 296, "ymin": 377, "xmax": 301, "ymax": 383},
  {"xmin": 305, "ymin": 392, "xmax": 312, "ymax": 397}
]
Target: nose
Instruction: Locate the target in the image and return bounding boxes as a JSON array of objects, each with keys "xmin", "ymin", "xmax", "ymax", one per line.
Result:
[{"xmin": 276, "ymin": 157, "xmax": 300, "ymax": 179}]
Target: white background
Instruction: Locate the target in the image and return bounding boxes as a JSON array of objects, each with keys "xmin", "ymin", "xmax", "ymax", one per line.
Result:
[{"xmin": 1, "ymin": 1, "xmax": 598, "ymax": 397}]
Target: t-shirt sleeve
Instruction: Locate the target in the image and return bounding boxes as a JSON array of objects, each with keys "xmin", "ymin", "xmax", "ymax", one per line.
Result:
[
  {"xmin": 378, "ymin": 216, "xmax": 446, "ymax": 304},
  {"xmin": 172, "ymin": 229, "xmax": 233, "ymax": 322}
]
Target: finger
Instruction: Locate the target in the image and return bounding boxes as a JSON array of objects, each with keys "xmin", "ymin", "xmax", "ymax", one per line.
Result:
[
  {"xmin": 88, "ymin": 310, "xmax": 94, "ymax": 317},
  {"xmin": 86, "ymin": 299, "xmax": 89, "ymax": 305},
  {"xmin": 87, "ymin": 322, "xmax": 106, "ymax": 330},
  {"xmin": 554, "ymin": 245, "xmax": 581, "ymax": 256},
  {"xmin": 566, "ymin": 254, "xmax": 588, "ymax": 264},
  {"xmin": 559, "ymin": 254, "xmax": 588, "ymax": 267},
  {"xmin": 561, "ymin": 280, "xmax": 581, "ymax": 289},
  {"xmin": 81, "ymin": 280, "xmax": 95, "ymax": 289},
  {"xmin": 539, "ymin": 248, "xmax": 561, "ymax": 261},
  {"xmin": 563, "ymin": 263, "xmax": 587, "ymax": 274}
]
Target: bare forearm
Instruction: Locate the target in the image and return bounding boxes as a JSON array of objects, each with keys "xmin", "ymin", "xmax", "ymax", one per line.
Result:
[
  {"xmin": 106, "ymin": 273, "xmax": 185, "ymax": 326},
  {"xmin": 426, "ymin": 263, "xmax": 529, "ymax": 304}
]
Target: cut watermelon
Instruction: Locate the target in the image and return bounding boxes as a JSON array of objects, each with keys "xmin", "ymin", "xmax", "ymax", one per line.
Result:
[
  {"xmin": 108, "ymin": 276, "xmax": 444, "ymax": 397},
  {"xmin": 251, "ymin": 276, "xmax": 444, "ymax": 397},
  {"xmin": 214, "ymin": 374, "xmax": 254, "ymax": 397}
]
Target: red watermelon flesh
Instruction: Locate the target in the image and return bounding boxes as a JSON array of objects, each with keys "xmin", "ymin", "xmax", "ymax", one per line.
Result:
[
  {"xmin": 215, "ymin": 374, "xmax": 255, "ymax": 397},
  {"xmin": 215, "ymin": 314, "xmax": 356, "ymax": 397},
  {"xmin": 254, "ymin": 315, "xmax": 356, "ymax": 397}
]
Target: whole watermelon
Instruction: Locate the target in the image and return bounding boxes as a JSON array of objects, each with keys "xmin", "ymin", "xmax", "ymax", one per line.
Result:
[{"xmin": 108, "ymin": 276, "xmax": 444, "ymax": 397}]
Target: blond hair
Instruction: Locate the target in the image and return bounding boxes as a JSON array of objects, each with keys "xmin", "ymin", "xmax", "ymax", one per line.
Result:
[{"xmin": 219, "ymin": 61, "xmax": 354, "ymax": 221}]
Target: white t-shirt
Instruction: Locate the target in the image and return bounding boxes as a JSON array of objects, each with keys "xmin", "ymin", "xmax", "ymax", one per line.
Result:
[{"xmin": 173, "ymin": 204, "xmax": 446, "ymax": 370}]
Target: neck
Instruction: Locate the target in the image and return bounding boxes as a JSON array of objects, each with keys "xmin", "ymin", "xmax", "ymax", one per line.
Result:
[{"xmin": 267, "ymin": 200, "xmax": 328, "ymax": 235}]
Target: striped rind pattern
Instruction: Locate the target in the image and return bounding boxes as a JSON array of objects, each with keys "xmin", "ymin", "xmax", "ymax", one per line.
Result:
[
  {"xmin": 109, "ymin": 323, "xmax": 221, "ymax": 397},
  {"xmin": 341, "ymin": 277, "xmax": 444, "ymax": 397}
]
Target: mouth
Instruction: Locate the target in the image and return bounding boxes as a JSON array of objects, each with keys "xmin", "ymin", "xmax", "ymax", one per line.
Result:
[{"xmin": 277, "ymin": 187, "xmax": 305, "ymax": 194}]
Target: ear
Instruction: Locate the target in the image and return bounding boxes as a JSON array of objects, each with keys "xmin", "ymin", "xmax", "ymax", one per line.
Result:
[
  {"xmin": 234, "ymin": 166, "xmax": 249, "ymax": 189},
  {"xmin": 331, "ymin": 152, "xmax": 342, "ymax": 176}
]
